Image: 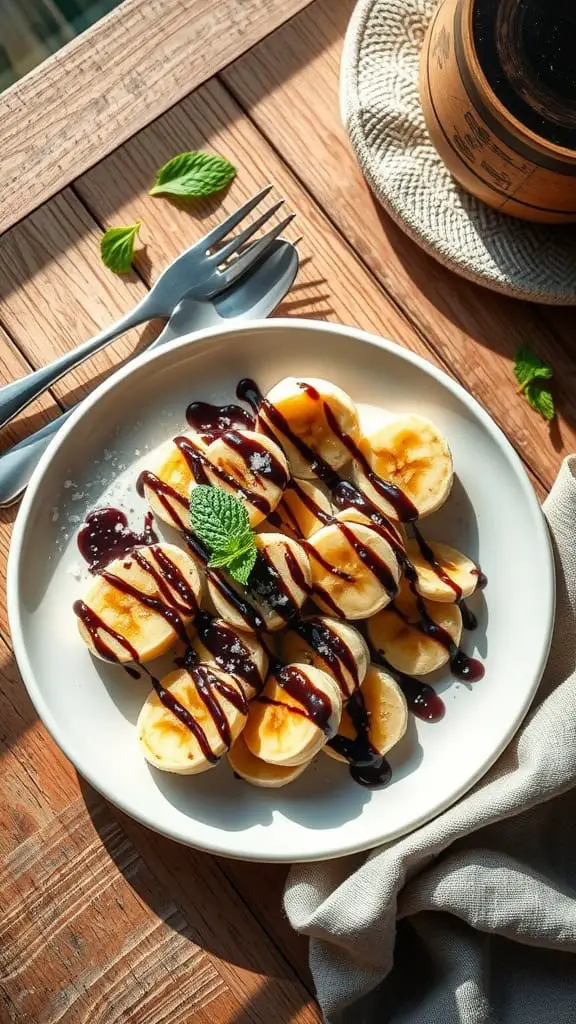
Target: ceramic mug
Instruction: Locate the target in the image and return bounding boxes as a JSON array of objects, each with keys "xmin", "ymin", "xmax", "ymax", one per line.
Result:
[{"xmin": 419, "ymin": 0, "xmax": 576, "ymax": 222}]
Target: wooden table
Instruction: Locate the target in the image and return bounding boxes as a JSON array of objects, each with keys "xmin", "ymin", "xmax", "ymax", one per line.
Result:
[{"xmin": 1, "ymin": 1, "xmax": 574, "ymax": 1019}]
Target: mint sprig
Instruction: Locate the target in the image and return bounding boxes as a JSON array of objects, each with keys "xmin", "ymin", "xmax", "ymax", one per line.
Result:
[
  {"xmin": 514, "ymin": 346, "xmax": 555, "ymax": 422},
  {"xmin": 100, "ymin": 222, "xmax": 142, "ymax": 273},
  {"xmin": 149, "ymin": 151, "xmax": 236, "ymax": 199},
  {"xmin": 190, "ymin": 485, "xmax": 257, "ymax": 585}
]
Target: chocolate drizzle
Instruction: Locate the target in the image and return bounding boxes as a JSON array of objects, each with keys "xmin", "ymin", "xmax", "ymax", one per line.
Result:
[
  {"xmin": 390, "ymin": 588, "xmax": 485, "ymax": 683},
  {"xmin": 367, "ymin": 644, "xmax": 445, "ymax": 723},
  {"xmin": 249, "ymin": 548, "xmax": 303, "ymax": 624},
  {"xmin": 186, "ymin": 400, "xmax": 255, "ymax": 440},
  {"xmin": 412, "ymin": 524, "xmax": 462, "ymax": 600},
  {"xmin": 99, "ymin": 565, "xmax": 190, "ymax": 645},
  {"xmin": 191, "ymin": 662, "xmax": 247, "ymax": 752},
  {"xmin": 174, "ymin": 435, "xmax": 273, "ymax": 515},
  {"xmin": 337, "ymin": 520, "xmax": 398, "ymax": 598},
  {"xmin": 321, "ymin": 399, "xmax": 418, "ymax": 523},
  {"xmin": 73, "ymin": 599, "xmax": 139, "ymax": 662},
  {"xmin": 136, "ymin": 470, "xmax": 189, "ymax": 530},
  {"xmin": 153, "ymin": 658, "xmax": 247, "ymax": 764},
  {"xmin": 287, "ymin": 478, "xmax": 333, "ymax": 530},
  {"xmin": 131, "ymin": 548, "xmax": 198, "ymax": 617},
  {"xmin": 219, "ymin": 430, "xmax": 289, "ymax": 489},
  {"xmin": 276, "ymin": 664, "xmax": 336, "ymax": 737},
  {"xmin": 77, "ymin": 507, "xmax": 158, "ymax": 572},
  {"xmin": 328, "ymin": 689, "xmax": 392, "ymax": 787},
  {"xmin": 195, "ymin": 611, "xmax": 264, "ymax": 694},
  {"xmin": 294, "ymin": 617, "xmax": 360, "ymax": 696}
]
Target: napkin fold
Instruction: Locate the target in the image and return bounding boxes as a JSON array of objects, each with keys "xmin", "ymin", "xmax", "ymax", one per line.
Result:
[{"xmin": 285, "ymin": 456, "xmax": 576, "ymax": 1023}]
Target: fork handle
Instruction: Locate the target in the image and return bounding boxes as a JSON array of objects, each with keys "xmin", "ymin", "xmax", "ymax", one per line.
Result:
[{"xmin": 0, "ymin": 302, "xmax": 149, "ymax": 431}]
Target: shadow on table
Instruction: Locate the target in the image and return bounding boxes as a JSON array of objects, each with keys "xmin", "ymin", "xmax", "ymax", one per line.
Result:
[
  {"xmin": 0, "ymin": 6, "xmax": 342, "ymax": 298},
  {"xmin": 79, "ymin": 776, "xmax": 321, "ymax": 1018},
  {"xmin": 0, "ymin": 633, "xmax": 38, "ymax": 752}
]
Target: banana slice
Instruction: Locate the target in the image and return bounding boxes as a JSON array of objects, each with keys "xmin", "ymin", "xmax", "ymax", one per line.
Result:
[
  {"xmin": 228, "ymin": 733, "xmax": 310, "ymax": 788},
  {"xmin": 257, "ymin": 376, "xmax": 361, "ymax": 478},
  {"xmin": 325, "ymin": 664, "xmax": 408, "ymax": 764},
  {"xmin": 137, "ymin": 664, "xmax": 248, "ymax": 774},
  {"xmin": 306, "ymin": 520, "xmax": 400, "ymax": 619},
  {"xmin": 279, "ymin": 616, "xmax": 369, "ymax": 699},
  {"xmin": 75, "ymin": 542, "xmax": 202, "ymax": 663},
  {"xmin": 201, "ymin": 430, "xmax": 289, "ymax": 527},
  {"xmin": 189, "ymin": 613, "xmax": 268, "ymax": 699},
  {"xmin": 243, "ymin": 663, "xmax": 343, "ymax": 766},
  {"xmin": 367, "ymin": 578, "xmax": 463, "ymax": 675},
  {"xmin": 262, "ymin": 478, "xmax": 333, "ymax": 540},
  {"xmin": 140, "ymin": 433, "xmax": 207, "ymax": 528},
  {"xmin": 334, "ymin": 507, "xmax": 407, "ymax": 552},
  {"xmin": 353, "ymin": 415, "xmax": 453, "ymax": 519},
  {"xmin": 406, "ymin": 539, "xmax": 479, "ymax": 603},
  {"xmin": 207, "ymin": 532, "xmax": 311, "ymax": 633}
]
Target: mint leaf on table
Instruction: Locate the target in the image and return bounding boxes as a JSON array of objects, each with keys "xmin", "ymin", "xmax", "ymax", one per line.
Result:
[
  {"xmin": 100, "ymin": 222, "xmax": 142, "ymax": 273},
  {"xmin": 149, "ymin": 151, "xmax": 236, "ymax": 199},
  {"xmin": 524, "ymin": 381, "xmax": 555, "ymax": 422},
  {"xmin": 190, "ymin": 485, "xmax": 257, "ymax": 585},
  {"xmin": 514, "ymin": 345, "xmax": 555, "ymax": 421}
]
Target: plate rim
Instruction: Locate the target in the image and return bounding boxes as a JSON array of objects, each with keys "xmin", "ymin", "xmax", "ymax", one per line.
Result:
[{"xmin": 7, "ymin": 318, "xmax": 555, "ymax": 861}]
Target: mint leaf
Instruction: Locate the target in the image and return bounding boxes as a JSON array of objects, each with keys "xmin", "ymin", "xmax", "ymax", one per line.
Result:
[
  {"xmin": 190, "ymin": 485, "xmax": 249, "ymax": 549},
  {"xmin": 514, "ymin": 346, "xmax": 555, "ymax": 420},
  {"xmin": 525, "ymin": 381, "xmax": 555, "ymax": 421},
  {"xmin": 528, "ymin": 366, "xmax": 553, "ymax": 381},
  {"xmin": 226, "ymin": 546, "xmax": 258, "ymax": 586},
  {"xmin": 149, "ymin": 151, "xmax": 236, "ymax": 199},
  {"xmin": 190, "ymin": 485, "xmax": 257, "ymax": 585},
  {"xmin": 208, "ymin": 533, "xmax": 256, "ymax": 568},
  {"xmin": 514, "ymin": 346, "xmax": 553, "ymax": 390},
  {"xmin": 100, "ymin": 222, "xmax": 142, "ymax": 273}
]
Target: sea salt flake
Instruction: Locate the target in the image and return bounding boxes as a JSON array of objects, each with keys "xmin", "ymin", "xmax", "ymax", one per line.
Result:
[
  {"xmin": 51, "ymin": 507, "xmax": 59, "ymax": 522},
  {"xmin": 63, "ymin": 480, "xmax": 75, "ymax": 489},
  {"xmin": 315, "ymin": 641, "xmax": 332, "ymax": 657},
  {"xmin": 249, "ymin": 451, "xmax": 272, "ymax": 474},
  {"xmin": 71, "ymin": 492, "xmax": 84, "ymax": 502}
]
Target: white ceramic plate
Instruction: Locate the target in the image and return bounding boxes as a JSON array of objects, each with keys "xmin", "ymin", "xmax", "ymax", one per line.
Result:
[{"xmin": 8, "ymin": 320, "xmax": 554, "ymax": 862}]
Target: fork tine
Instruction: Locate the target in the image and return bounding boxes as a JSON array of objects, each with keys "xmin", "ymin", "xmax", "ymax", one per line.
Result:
[
  {"xmin": 219, "ymin": 213, "xmax": 296, "ymax": 287},
  {"xmin": 213, "ymin": 199, "xmax": 285, "ymax": 264},
  {"xmin": 202, "ymin": 185, "xmax": 274, "ymax": 250}
]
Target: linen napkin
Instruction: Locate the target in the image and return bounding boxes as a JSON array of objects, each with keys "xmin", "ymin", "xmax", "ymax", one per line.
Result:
[{"xmin": 285, "ymin": 456, "xmax": 576, "ymax": 1024}]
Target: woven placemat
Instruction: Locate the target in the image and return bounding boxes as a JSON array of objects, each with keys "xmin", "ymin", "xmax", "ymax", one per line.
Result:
[{"xmin": 340, "ymin": 0, "xmax": 576, "ymax": 304}]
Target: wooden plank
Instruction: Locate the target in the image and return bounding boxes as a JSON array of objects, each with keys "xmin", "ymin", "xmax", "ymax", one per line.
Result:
[
  {"xmin": 0, "ymin": 188, "xmax": 151, "ymax": 406},
  {"xmin": 0, "ymin": 0, "xmax": 316, "ymax": 233},
  {"xmin": 220, "ymin": 859, "xmax": 313, "ymax": 990},
  {"xmin": 74, "ymin": 78, "xmax": 435, "ymax": 358},
  {"xmin": 0, "ymin": 634, "xmax": 77, "ymax": 850},
  {"xmin": 0, "ymin": 795, "xmax": 321, "ymax": 1023},
  {"xmin": 221, "ymin": 0, "xmax": 576, "ymax": 491}
]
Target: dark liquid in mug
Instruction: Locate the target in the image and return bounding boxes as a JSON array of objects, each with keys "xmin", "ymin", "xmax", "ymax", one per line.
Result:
[{"xmin": 473, "ymin": 0, "xmax": 576, "ymax": 149}]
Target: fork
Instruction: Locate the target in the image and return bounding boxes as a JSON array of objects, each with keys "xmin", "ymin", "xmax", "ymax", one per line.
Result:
[{"xmin": 0, "ymin": 185, "xmax": 293, "ymax": 431}]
